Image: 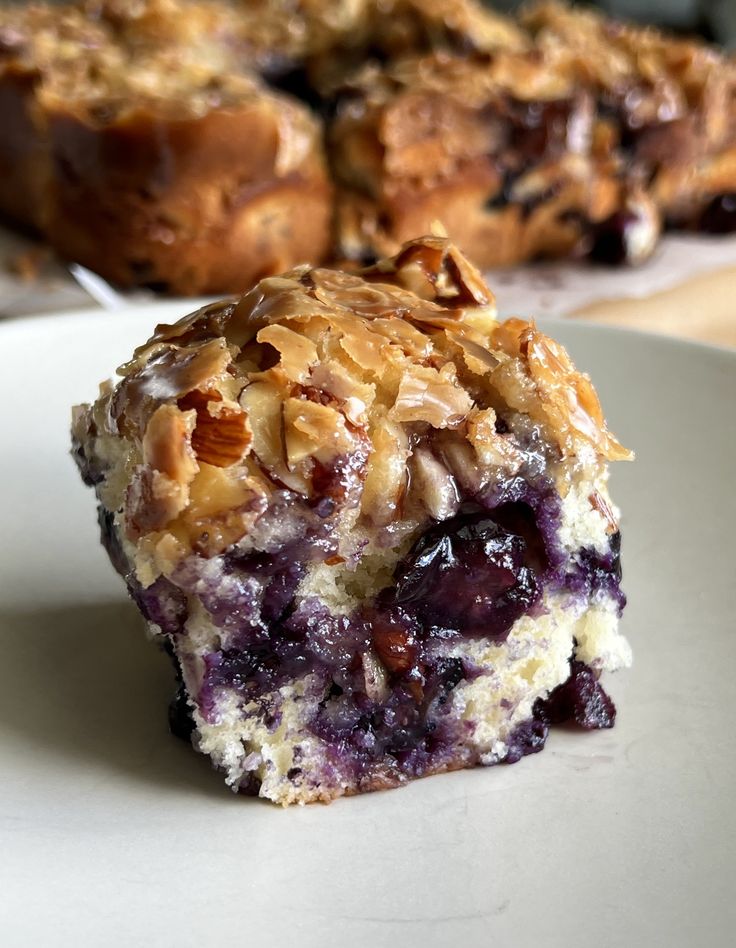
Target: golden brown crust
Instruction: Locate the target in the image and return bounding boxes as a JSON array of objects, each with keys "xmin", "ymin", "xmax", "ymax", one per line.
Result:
[
  {"xmin": 74, "ymin": 236, "xmax": 631, "ymax": 577},
  {"xmin": 521, "ymin": 0, "xmax": 736, "ymax": 223},
  {"xmin": 330, "ymin": 49, "xmax": 616, "ymax": 268},
  {"xmin": 42, "ymin": 95, "xmax": 332, "ymax": 294}
]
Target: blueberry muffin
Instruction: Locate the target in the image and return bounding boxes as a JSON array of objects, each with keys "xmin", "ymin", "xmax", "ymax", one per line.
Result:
[{"xmin": 72, "ymin": 236, "xmax": 633, "ymax": 805}]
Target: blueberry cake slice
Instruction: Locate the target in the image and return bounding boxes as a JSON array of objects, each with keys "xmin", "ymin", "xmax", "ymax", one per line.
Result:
[{"xmin": 72, "ymin": 236, "xmax": 632, "ymax": 805}]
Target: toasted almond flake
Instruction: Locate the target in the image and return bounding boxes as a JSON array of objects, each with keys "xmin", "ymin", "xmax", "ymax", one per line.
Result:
[
  {"xmin": 175, "ymin": 463, "xmax": 269, "ymax": 557},
  {"xmin": 525, "ymin": 331, "xmax": 633, "ymax": 461},
  {"xmin": 437, "ymin": 437, "xmax": 486, "ymax": 494},
  {"xmin": 308, "ymin": 358, "xmax": 375, "ymax": 409},
  {"xmin": 81, "ymin": 236, "xmax": 631, "ymax": 573},
  {"xmin": 448, "ymin": 330, "xmax": 502, "ymax": 375},
  {"xmin": 491, "ymin": 317, "xmax": 529, "ymax": 358},
  {"xmin": 240, "ymin": 380, "xmax": 285, "ymax": 472},
  {"xmin": 335, "ymin": 319, "xmax": 391, "ymax": 375},
  {"xmin": 138, "ymin": 531, "xmax": 189, "ymax": 584},
  {"xmin": 125, "ymin": 466, "xmax": 190, "ymax": 540},
  {"xmin": 114, "ymin": 338, "xmax": 234, "ymax": 433},
  {"xmin": 142, "ymin": 403, "xmax": 198, "ymax": 482},
  {"xmin": 256, "ymin": 323, "xmax": 319, "ymax": 382},
  {"xmin": 410, "ymin": 447, "xmax": 460, "ymax": 521},
  {"xmin": 369, "ymin": 316, "xmax": 434, "ymax": 359},
  {"xmin": 225, "ymin": 277, "xmax": 334, "ymax": 346},
  {"xmin": 466, "ymin": 408, "xmax": 523, "ymax": 471},
  {"xmin": 283, "ymin": 398, "xmax": 355, "ymax": 467},
  {"xmin": 390, "ymin": 364, "xmax": 473, "ymax": 428},
  {"xmin": 179, "ymin": 389, "xmax": 253, "ymax": 468},
  {"xmin": 361, "ymin": 418, "xmax": 410, "ymax": 525}
]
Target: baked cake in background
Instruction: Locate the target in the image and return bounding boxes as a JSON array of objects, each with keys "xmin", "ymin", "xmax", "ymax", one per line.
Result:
[
  {"xmin": 331, "ymin": 0, "xmax": 736, "ymax": 267},
  {"xmin": 0, "ymin": 0, "xmax": 333, "ymax": 294},
  {"xmin": 72, "ymin": 236, "xmax": 633, "ymax": 804},
  {"xmin": 1, "ymin": 0, "xmax": 735, "ymax": 294}
]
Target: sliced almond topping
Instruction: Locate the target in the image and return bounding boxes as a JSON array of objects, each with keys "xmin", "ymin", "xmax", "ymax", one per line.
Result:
[
  {"xmin": 466, "ymin": 408, "xmax": 523, "ymax": 471},
  {"xmin": 138, "ymin": 531, "xmax": 189, "ymax": 584},
  {"xmin": 178, "ymin": 389, "xmax": 252, "ymax": 468},
  {"xmin": 125, "ymin": 405, "xmax": 200, "ymax": 540},
  {"xmin": 225, "ymin": 275, "xmax": 333, "ymax": 346},
  {"xmin": 361, "ymin": 417, "xmax": 410, "ymax": 525},
  {"xmin": 369, "ymin": 316, "xmax": 434, "ymax": 359},
  {"xmin": 126, "ymin": 300, "xmax": 235, "ymax": 368},
  {"xmin": 390, "ymin": 363, "xmax": 473, "ymax": 428},
  {"xmin": 308, "ymin": 358, "xmax": 375, "ymax": 410},
  {"xmin": 490, "ymin": 320, "xmax": 632, "ymax": 462},
  {"xmin": 491, "ymin": 317, "xmax": 530, "ymax": 358},
  {"xmin": 437, "ymin": 437, "xmax": 486, "ymax": 494},
  {"xmin": 256, "ymin": 323, "xmax": 319, "ymax": 382},
  {"xmin": 142, "ymin": 403, "xmax": 198, "ymax": 483},
  {"xmin": 240, "ymin": 380, "xmax": 285, "ymax": 473},
  {"xmin": 334, "ymin": 316, "xmax": 391, "ymax": 375},
  {"xmin": 410, "ymin": 447, "xmax": 460, "ymax": 521},
  {"xmin": 114, "ymin": 338, "xmax": 234, "ymax": 433},
  {"xmin": 172, "ymin": 463, "xmax": 269, "ymax": 557},
  {"xmin": 125, "ymin": 467, "xmax": 190, "ymax": 540},
  {"xmin": 283, "ymin": 398, "xmax": 356, "ymax": 468},
  {"xmin": 524, "ymin": 331, "xmax": 633, "ymax": 461},
  {"xmin": 447, "ymin": 330, "xmax": 502, "ymax": 375}
]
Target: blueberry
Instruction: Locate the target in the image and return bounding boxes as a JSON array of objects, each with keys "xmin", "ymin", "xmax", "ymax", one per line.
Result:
[
  {"xmin": 168, "ymin": 684, "xmax": 195, "ymax": 742},
  {"xmin": 504, "ymin": 712, "xmax": 550, "ymax": 764},
  {"xmin": 699, "ymin": 193, "xmax": 736, "ymax": 234},
  {"xmin": 543, "ymin": 660, "xmax": 616, "ymax": 729},
  {"xmin": 392, "ymin": 512, "xmax": 539, "ymax": 640},
  {"xmin": 588, "ymin": 209, "xmax": 655, "ymax": 265}
]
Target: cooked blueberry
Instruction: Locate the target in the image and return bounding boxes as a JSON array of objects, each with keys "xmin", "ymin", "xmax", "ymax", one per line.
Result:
[
  {"xmin": 128, "ymin": 575, "xmax": 188, "ymax": 638},
  {"xmin": 699, "ymin": 193, "xmax": 736, "ymax": 233},
  {"xmin": 168, "ymin": 684, "xmax": 195, "ymax": 742},
  {"xmin": 588, "ymin": 207, "xmax": 657, "ymax": 266},
  {"xmin": 543, "ymin": 660, "xmax": 616, "ymax": 729},
  {"xmin": 392, "ymin": 512, "xmax": 539, "ymax": 639},
  {"xmin": 504, "ymin": 712, "xmax": 549, "ymax": 764}
]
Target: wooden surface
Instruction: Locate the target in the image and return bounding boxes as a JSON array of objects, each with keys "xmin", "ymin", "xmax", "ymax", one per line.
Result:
[{"xmin": 573, "ymin": 264, "xmax": 736, "ymax": 349}]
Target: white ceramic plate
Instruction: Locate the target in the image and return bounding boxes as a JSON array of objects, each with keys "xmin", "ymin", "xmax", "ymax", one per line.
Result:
[{"xmin": 1, "ymin": 307, "xmax": 734, "ymax": 947}]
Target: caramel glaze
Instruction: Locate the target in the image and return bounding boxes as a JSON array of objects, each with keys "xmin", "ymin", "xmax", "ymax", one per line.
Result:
[{"xmin": 75, "ymin": 236, "xmax": 630, "ymax": 568}]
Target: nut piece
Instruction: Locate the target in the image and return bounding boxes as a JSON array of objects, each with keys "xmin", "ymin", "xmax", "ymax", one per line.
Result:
[
  {"xmin": 361, "ymin": 418, "xmax": 410, "ymax": 526},
  {"xmin": 410, "ymin": 447, "xmax": 460, "ymax": 521},
  {"xmin": 125, "ymin": 403, "xmax": 199, "ymax": 539},
  {"xmin": 390, "ymin": 364, "xmax": 472, "ymax": 428},
  {"xmin": 75, "ymin": 235, "xmax": 631, "ymax": 580},
  {"xmin": 492, "ymin": 319, "xmax": 633, "ymax": 461},
  {"xmin": 178, "ymin": 389, "xmax": 252, "ymax": 468}
]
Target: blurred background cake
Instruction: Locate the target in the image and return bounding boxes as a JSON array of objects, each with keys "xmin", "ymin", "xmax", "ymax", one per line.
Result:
[{"xmin": 0, "ymin": 0, "xmax": 735, "ymax": 294}]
